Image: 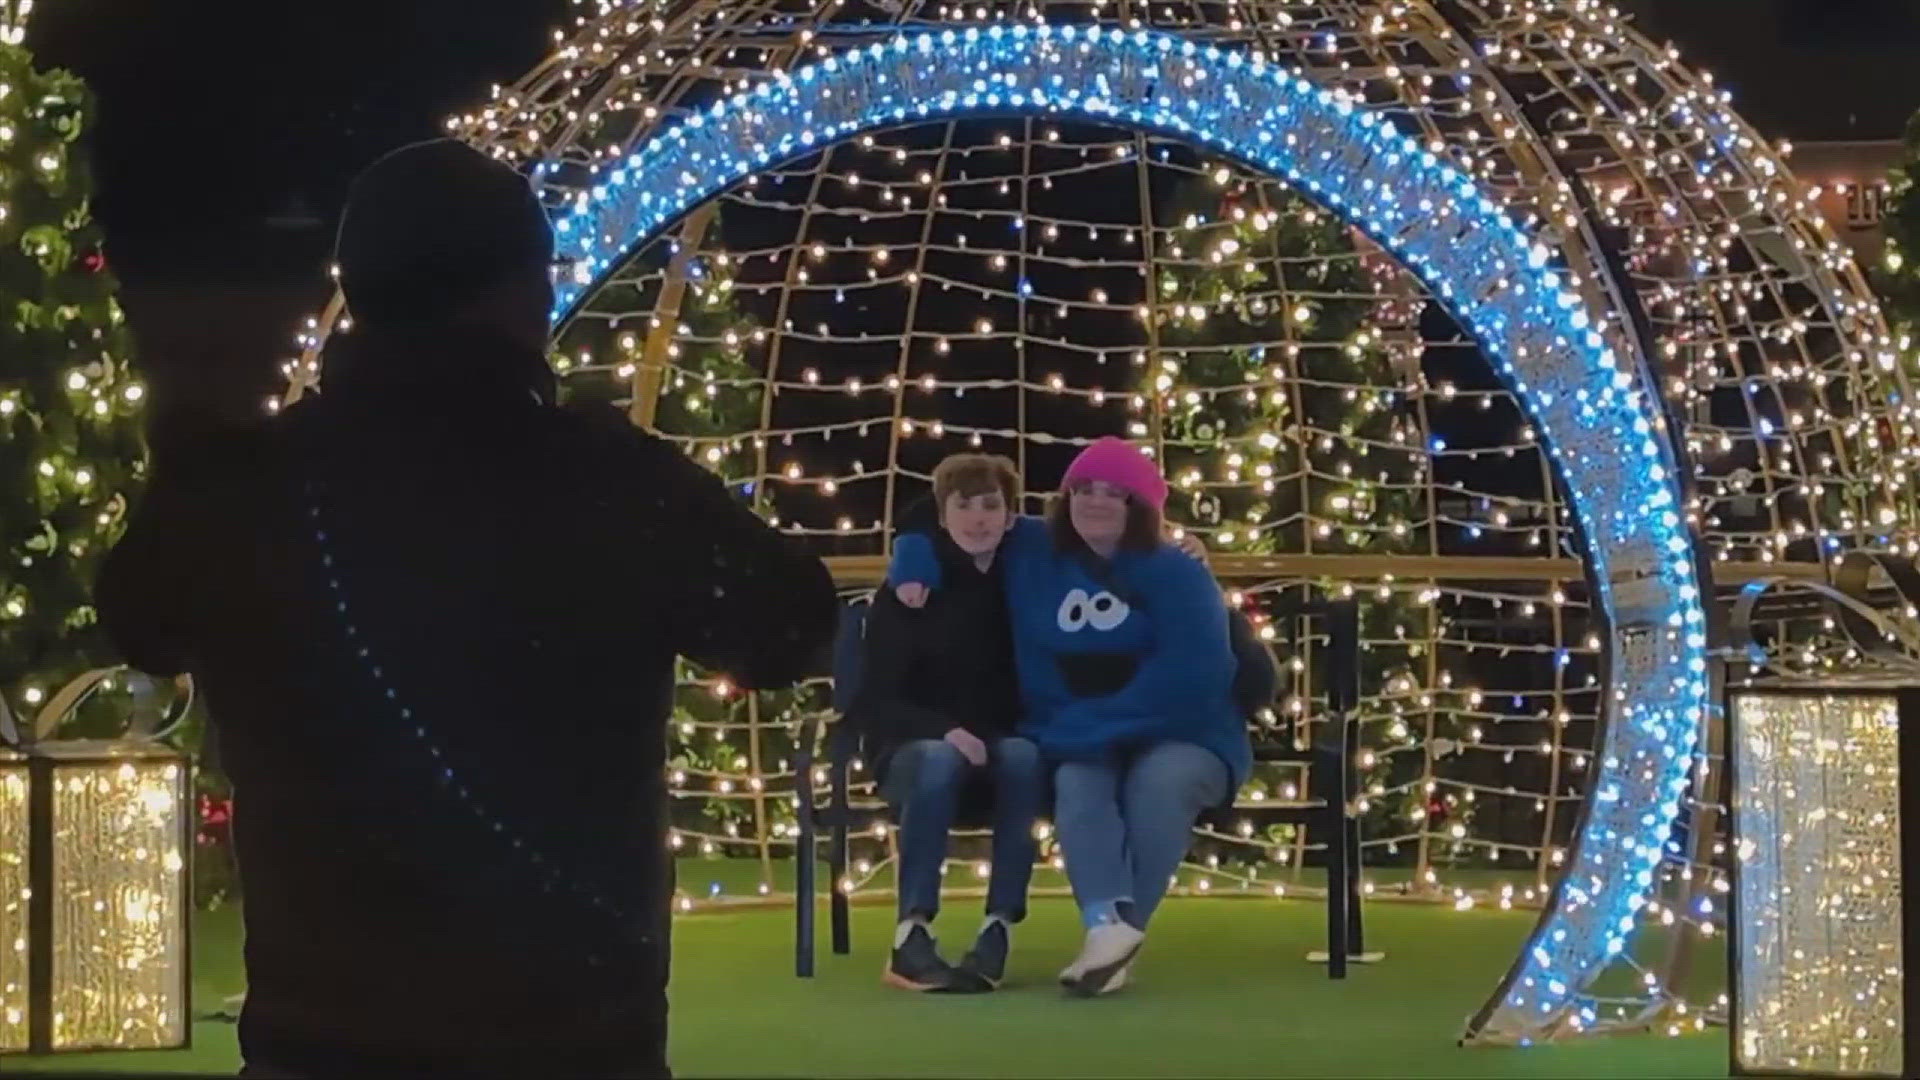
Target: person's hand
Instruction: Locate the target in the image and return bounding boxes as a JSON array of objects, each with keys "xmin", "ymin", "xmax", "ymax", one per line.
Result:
[
  {"xmin": 1173, "ymin": 529, "xmax": 1210, "ymax": 566},
  {"xmin": 943, "ymin": 727, "xmax": 989, "ymax": 766},
  {"xmin": 896, "ymin": 582, "xmax": 930, "ymax": 608}
]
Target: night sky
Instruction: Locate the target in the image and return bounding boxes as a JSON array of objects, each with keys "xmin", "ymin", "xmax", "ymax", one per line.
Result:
[
  {"xmin": 20, "ymin": 0, "xmax": 1920, "ymax": 426},
  {"xmin": 28, "ymin": 0, "xmax": 564, "ymax": 276}
]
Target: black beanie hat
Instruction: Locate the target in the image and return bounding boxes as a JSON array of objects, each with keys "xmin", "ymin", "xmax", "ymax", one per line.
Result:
[{"xmin": 334, "ymin": 139, "xmax": 555, "ymax": 327}]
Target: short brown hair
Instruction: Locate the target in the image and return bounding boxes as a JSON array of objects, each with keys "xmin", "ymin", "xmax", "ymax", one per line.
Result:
[
  {"xmin": 932, "ymin": 453, "xmax": 1019, "ymax": 514},
  {"xmin": 1047, "ymin": 486, "xmax": 1163, "ymax": 557}
]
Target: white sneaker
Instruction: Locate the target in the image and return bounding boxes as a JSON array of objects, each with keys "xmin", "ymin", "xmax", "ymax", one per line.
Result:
[{"xmin": 1060, "ymin": 922, "xmax": 1144, "ymax": 997}]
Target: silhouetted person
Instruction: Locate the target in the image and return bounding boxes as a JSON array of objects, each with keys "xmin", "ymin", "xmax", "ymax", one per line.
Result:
[{"xmin": 97, "ymin": 139, "xmax": 838, "ymax": 1079}]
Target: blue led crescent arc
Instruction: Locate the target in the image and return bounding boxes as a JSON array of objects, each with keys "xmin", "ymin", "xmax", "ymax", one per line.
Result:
[{"xmin": 542, "ymin": 24, "xmax": 1710, "ymax": 1044}]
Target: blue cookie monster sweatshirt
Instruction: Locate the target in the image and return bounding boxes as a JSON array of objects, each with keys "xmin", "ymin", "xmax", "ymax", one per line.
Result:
[{"xmin": 890, "ymin": 517, "xmax": 1252, "ymax": 790}]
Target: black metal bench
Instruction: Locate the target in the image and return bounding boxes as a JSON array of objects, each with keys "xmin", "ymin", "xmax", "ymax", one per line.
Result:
[{"xmin": 792, "ymin": 596, "xmax": 1374, "ymax": 980}]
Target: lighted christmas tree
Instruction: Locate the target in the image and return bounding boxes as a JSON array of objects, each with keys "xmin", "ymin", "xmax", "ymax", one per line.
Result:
[
  {"xmin": 0, "ymin": 2, "xmax": 148, "ymax": 719},
  {"xmin": 1877, "ymin": 108, "xmax": 1919, "ymax": 334}
]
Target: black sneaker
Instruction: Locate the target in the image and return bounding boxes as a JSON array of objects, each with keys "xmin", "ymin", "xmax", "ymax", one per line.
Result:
[
  {"xmin": 884, "ymin": 922, "xmax": 956, "ymax": 991},
  {"xmin": 949, "ymin": 918, "xmax": 1010, "ymax": 992}
]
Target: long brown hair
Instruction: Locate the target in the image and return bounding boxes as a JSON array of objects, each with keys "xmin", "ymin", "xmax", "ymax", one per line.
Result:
[{"xmin": 1047, "ymin": 484, "xmax": 1163, "ymax": 560}]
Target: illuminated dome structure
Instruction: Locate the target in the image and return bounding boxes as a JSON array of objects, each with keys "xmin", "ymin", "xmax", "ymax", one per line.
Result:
[{"xmin": 282, "ymin": 0, "xmax": 1912, "ymax": 1047}]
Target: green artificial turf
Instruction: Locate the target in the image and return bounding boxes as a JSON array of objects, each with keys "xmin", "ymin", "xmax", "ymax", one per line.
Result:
[{"xmin": 12, "ymin": 882, "xmax": 1728, "ymax": 1078}]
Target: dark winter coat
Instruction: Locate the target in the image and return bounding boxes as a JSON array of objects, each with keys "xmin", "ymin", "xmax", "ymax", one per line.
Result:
[
  {"xmin": 94, "ymin": 324, "xmax": 837, "ymax": 1077},
  {"xmin": 849, "ymin": 499, "xmax": 1022, "ymax": 786}
]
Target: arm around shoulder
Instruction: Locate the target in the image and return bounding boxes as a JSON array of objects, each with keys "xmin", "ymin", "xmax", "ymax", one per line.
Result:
[{"xmin": 885, "ymin": 532, "xmax": 943, "ymax": 592}]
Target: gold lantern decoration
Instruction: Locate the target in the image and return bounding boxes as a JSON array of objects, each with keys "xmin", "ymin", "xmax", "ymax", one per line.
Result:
[
  {"xmin": 0, "ymin": 668, "xmax": 194, "ymax": 1056},
  {"xmin": 1727, "ymin": 686, "xmax": 1914, "ymax": 1077},
  {"xmin": 1726, "ymin": 554, "xmax": 1920, "ymax": 1077}
]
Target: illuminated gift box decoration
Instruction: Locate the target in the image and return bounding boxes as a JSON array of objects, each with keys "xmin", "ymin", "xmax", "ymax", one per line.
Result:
[
  {"xmin": 1728, "ymin": 687, "xmax": 1915, "ymax": 1077},
  {"xmin": 0, "ymin": 669, "xmax": 193, "ymax": 1056},
  {"xmin": 1727, "ymin": 556, "xmax": 1920, "ymax": 1077}
]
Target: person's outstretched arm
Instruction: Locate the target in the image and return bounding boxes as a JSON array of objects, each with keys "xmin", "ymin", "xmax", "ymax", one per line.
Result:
[{"xmin": 616, "ymin": 422, "xmax": 838, "ymax": 691}]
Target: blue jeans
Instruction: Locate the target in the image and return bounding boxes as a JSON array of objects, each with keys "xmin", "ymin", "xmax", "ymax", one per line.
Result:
[
  {"xmin": 1053, "ymin": 740, "xmax": 1230, "ymax": 930},
  {"xmin": 883, "ymin": 737, "xmax": 1045, "ymax": 924}
]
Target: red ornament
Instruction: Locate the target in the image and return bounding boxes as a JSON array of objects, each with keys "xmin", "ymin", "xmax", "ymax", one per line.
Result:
[
  {"xmin": 80, "ymin": 252, "xmax": 104, "ymax": 273},
  {"xmin": 196, "ymin": 794, "xmax": 234, "ymax": 848}
]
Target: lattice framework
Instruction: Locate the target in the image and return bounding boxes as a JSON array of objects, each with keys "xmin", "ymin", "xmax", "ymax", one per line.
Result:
[{"xmin": 276, "ymin": 0, "xmax": 1914, "ymax": 1045}]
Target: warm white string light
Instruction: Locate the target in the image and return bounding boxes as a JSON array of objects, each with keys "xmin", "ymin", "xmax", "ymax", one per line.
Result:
[
  {"xmin": 0, "ymin": 1, "xmax": 28, "ymax": 46},
  {"xmin": 0, "ymin": 752, "xmax": 190, "ymax": 1053}
]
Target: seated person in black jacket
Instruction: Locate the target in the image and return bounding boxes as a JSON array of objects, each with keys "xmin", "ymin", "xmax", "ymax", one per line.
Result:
[{"xmin": 852, "ymin": 454, "xmax": 1041, "ymax": 994}]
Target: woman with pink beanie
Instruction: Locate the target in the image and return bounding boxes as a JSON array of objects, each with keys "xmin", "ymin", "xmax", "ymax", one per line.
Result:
[{"xmin": 888, "ymin": 436, "xmax": 1250, "ymax": 997}]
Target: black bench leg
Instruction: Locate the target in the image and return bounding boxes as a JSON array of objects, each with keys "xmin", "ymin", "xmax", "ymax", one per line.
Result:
[
  {"xmin": 796, "ymin": 808, "xmax": 816, "ymax": 978},
  {"xmin": 1345, "ymin": 805, "xmax": 1365, "ymax": 957},
  {"xmin": 795, "ymin": 733, "xmax": 820, "ymax": 979},
  {"xmin": 1326, "ymin": 787, "xmax": 1348, "ymax": 980},
  {"xmin": 829, "ymin": 755, "xmax": 852, "ymax": 956},
  {"xmin": 1327, "ymin": 711, "xmax": 1355, "ymax": 980},
  {"xmin": 829, "ymin": 817, "xmax": 851, "ymax": 955}
]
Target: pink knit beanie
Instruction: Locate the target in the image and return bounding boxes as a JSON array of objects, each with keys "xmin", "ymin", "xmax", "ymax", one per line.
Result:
[{"xmin": 1060, "ymin": 437, "xmax": 1169, "ymax": 512}]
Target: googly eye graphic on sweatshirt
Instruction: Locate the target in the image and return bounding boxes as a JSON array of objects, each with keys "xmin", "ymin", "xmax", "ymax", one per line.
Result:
[{"xmin": 1057, "ymin": 589, "xmax": 1131, "ymax": 632}]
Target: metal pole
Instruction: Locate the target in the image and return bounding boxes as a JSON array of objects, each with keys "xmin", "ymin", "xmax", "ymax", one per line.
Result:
[{"xmin": 628, "ymin": 204, "xmax": 719, "ymax": 429}]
